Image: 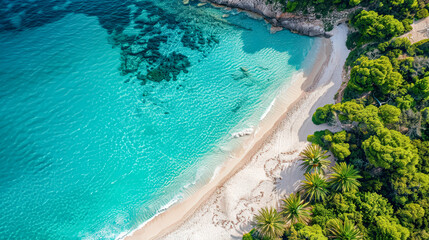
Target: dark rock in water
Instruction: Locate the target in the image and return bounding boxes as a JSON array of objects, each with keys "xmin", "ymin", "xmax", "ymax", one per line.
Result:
[
  {"xmin": 231, "ymin": 101, "xmax": 242, "ymax": 113},
  {"xmin": 121, "ymin": 55, "xmax": 141, "ymax": 74},
  {"xmin": 164, "ymin": 112, "xmax": 169, "ymax": 114},
  {"xmin": 45, "ymin": 0, "xmax": 216, "ymax": 85},
  {"xmin": 139, "ymin": 52, "xmax": 191, "ymax": 83},
  {"xmin": 130, "ymin": 44, "xmax": 147, "ymax": 55},
  {"xmin": 137, "ymin": 73, "xmax": 147, "ymax": 85},
  {"xmin": 147, "ymin": 37, "xmax": 161, "ymax": 50},
  {"xmin": 146, "ymin": 69, "xmax": 165, "ymax": 82},
  {"xmin": 121, "ymin": 43, "xmax": 130, "ymax": 50}
]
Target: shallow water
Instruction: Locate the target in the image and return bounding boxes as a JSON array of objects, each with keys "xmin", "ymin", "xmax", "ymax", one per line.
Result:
[{"xmin": 0, "ymin": 0, "xmax": 318, "ymax": 239}]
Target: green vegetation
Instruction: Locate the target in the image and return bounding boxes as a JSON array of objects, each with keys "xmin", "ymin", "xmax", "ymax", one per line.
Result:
[
  {"xmin": 348, "ymin": 56, "xmax": 403, "ymax": 95},
  {"xmin": 281, "ymin": 193, "xmax": 311, "ymax": 225},
  {"xmin": 416, "ymin": 8, "xmax": 429, "ymax": 19},
  {"xmin": 299, "ymin": 144, "xmax": 330, "ymax": 174},
  {"xmin": 243, "ymin": 0, "xmax": 429, "ymax": 239},
  {"xmin": 312, "ymin": 104, "xmax": 334, "ymax": 125},
  {"xmin": 352, "ymin": 10, "xmax": 405, "ymax": 42},
  {"xmin": 327, "ymin": 219, "xmax": 362, "ymax": 240},
  {"xmin": 328, "ymin": 162, "xmax": 361, "ymax": 193},
  {"xmin": 300, "ymin": 173, "xmax": 330, "ymax": 203},
  {"xmin": 253, "ymin": 207, "xmax": 286, "ymax": 239}
]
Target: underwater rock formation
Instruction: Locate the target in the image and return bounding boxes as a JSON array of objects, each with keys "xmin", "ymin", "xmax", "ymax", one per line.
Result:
[{"xmin": 1, "ymin": 0, "xmax": 226, "ymax": 83}]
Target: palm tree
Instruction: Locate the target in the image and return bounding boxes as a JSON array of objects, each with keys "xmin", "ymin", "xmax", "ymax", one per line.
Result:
[
  {"xmin": 299, "ymin": 172, "xmax": 329, "ymax": 202},
  {"xmin": 328, "ymin": 162, "xmax": 362, "ymax": 193},
  {"xmin": 299, "ymin": 144, "xmax": 330, "ymax": 174},
  {"xmin": 327, "ymin": 219, "xmax": 363, "ymax": 240},
  {"xmin": 281, "ymin": 193, "xmax": 311, "ymax": 225},
  {"xmin": 253, "ymin": 207, "xmax": 285, "ymax": 240}
]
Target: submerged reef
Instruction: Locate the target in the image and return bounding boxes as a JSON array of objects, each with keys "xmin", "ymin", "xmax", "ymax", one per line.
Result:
[
  {"xmin": 114, "ymin": 1, "xmax": 221, "ymax": 83},
  {"xmin": 1, "ymin": 0, "xmax": 231, "ymax": 83}
]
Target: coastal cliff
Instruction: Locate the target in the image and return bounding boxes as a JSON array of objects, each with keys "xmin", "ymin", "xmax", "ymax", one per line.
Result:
[{"xmin": 207, "ymin": 0, "xmax": 351, "ymax": 37}]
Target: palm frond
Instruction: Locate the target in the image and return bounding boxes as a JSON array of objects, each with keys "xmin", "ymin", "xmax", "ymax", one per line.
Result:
[
  {"xmin": 281, "ymin": 193, "xmax": 311, "ymax": 225},
  {"xmin": 327, "ymin": 218, "xmax": 363, "ymax": 240},
  {"xmin": 328, "ymin": 162, "xmax": 362, "ymax": 193},
  {"xmin": 299, "ymin": 144, "xmax": 330, "ymax": 174},
  {"xmin": 253, "ymin": 207, "xmax": 285, "ymax": 240},
  {"xmin": 299, "ymin": 172, "xmax": 329, "ymax": 202}
]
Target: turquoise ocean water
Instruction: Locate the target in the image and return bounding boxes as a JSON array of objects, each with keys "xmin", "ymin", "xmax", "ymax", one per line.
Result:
[{"xmin": 0, "ymin": 0, "xmax": 319, "ymax": 239}]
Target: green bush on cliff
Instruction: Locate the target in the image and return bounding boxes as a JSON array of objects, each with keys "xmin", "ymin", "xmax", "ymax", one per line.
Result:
[{"xmin": 286, "ymin": 1, "xmax": 299, "ymax": 12}]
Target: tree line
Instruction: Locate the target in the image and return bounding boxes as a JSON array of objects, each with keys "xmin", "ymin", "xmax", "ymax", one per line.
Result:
[{"xmin": 243, "ymin": 0, "xmax": 429, "ymax": 239}]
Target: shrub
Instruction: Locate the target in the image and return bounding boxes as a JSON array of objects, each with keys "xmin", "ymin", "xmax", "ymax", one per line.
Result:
[
  {"xmin": 286, "ymin": 1, "xmax": 299, "ymax": 12},
  {"xmin": 242, "ymin": 229, "xmax": 255, "ymax": 240},
  {"xmin": 312, "ymin": 104, "xmax": 334, "ymax": 125},
  {"xmin": 416, "ymin": 9, "xmax": 429, "ymax": 19},
  {"xmin": 349, "ymin": 0, "xmax": 361, "ymax": 7},
  {"xmin": 379, "ymin": 104, "xmax": 401, "ymax": 123},
  {"xmin": 352, "ymin": 10, "xmax": 405, "ymax": 41}
]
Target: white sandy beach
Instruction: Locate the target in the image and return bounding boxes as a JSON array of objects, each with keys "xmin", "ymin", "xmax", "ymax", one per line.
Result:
[{"xmin": 126, "ymin": 24, "xmax": 349, "ymax": 240}]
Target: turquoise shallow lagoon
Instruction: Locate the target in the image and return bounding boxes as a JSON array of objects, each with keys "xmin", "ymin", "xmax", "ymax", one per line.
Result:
[{"xmin": 0, "ymin": 0, "xmax": 319, "ymax": 239}]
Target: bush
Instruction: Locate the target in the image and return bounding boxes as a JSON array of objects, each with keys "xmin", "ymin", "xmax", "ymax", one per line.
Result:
[
  {"xmin": 242, "ymin": 229, "xmax": 256, "ymax": 240},
  {"xmin": 416, "ymin": 9, "xmax": 429, "ymax": 19},
  {"xmin": 395, "ymin": 95, "xmax": 416, "ymax": 110},
  {"xmin": 332, "ymin": 142, "xmax": 351, "ymax": 160},
  {"xmin": 307, "ymin": 130, "xmax": 334, "ymax": 149},
  {"xmin": 402, "ymin": 19, "xmax": 413, "ymax": 32},
  {"xmin": 349, "ymin": 0, "xmax": 361, "ymax": 7},
  {"xmin": 346, "ymin": 32, "xmax": 361, "ymax": 49},
  {"xmin": 286, "ymin": 1, "xmax": 299, "ymax": 12},
  {"xmin": 379, "ymin": 104, "xmax": 401, "ymax": 123},
  {"xmin": 352, "ymin": 10, "xmax": 405, "ymax": 41},
  {"xmin": 312, "ymin": 104, "xmax": 334, "ymax": 125}
]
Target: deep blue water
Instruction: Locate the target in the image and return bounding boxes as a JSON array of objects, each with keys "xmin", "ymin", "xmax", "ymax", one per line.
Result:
[{"xmin": 0, "ymin": 0, "xmax": 318, "ymax": 239}]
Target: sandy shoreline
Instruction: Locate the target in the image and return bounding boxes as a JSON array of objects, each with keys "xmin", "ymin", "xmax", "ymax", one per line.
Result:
[
  {"xmin": 126, "ymin": 24, "xmax": 349, "ymax": 240},
  {"xmin": 400, "ymin": 17, "xmax": 429, "ymax": 44}
]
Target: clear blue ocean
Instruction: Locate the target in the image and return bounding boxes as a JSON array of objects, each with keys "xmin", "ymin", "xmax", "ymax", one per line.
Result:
[{"xmin": 0, "ymin": 0, "xmax": 319, "ymax": 239}]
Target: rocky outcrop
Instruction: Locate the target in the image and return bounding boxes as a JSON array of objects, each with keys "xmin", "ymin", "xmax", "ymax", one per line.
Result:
[
  {"xmin": 207, "ymin": 0, "xmax": 335, "ymax": 37},
  {"xmin": 277, "ymin": 18, "xmax": 326, "ymax": 37}
]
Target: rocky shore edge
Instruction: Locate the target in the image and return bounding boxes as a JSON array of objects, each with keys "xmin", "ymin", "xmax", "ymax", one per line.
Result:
[{"xmin": 206, "ymin": 0, "xmax": 349, "ymax": 37}]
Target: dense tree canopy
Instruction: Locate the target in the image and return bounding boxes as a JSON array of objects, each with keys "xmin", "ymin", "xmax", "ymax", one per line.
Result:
[
  {"xmin": 379, "ymin": 104, "xmax": 401, "ymax": 124},
  {"xmin": 412, "ymin": 76, "xmax": 429, "ymax": 101},
  {"xmin": 374, "ymin": 216, "xmax": 410, "ymax": 240},
  {"xmin": 352, "ymin": 10, "xmax": 405, "ymax": 41},
  {"xmin": 348, "ymin": 56, "xmax": 404, "ymax": 95},
  {"xmin": 244, "ymin": 1, "xmax": 429, "ymax": 239},
  {"xmin": 362, "ymin": 127, "xmax": 419, "ymax": 172}
]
